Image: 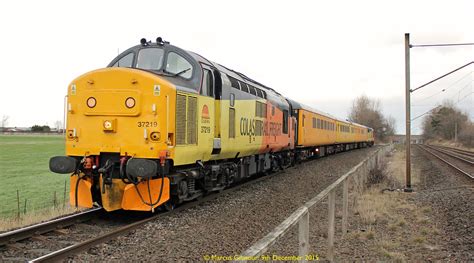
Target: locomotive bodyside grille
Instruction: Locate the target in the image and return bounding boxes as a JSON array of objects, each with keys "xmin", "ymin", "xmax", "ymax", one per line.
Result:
[
  {"xmin": 187, "ymin": 96, "xmax": 197, "ymax": 144},
  {"xmin": 176, "ymin": 94, "xmax": 187, "ymax": 145}
]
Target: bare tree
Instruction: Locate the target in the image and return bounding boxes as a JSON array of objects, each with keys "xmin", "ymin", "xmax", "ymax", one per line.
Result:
[
  {"xmin": 54, "ymin": 120, "xmax": 63, "ymax": 132},
  {"xmin": 1, "ymin": 115, "xmax": 9, "ymax": 131},
  {"xmin": 348, "ymin": 95, "xmax": 395, "ymax": 142}
]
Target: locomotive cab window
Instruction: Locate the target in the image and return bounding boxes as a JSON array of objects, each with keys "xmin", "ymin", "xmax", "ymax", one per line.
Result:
[
  {"xmin": 165, "ymin": 52, "xmax": 193, "ymax": 79},
  {"xmin": 282, "ymin": 110, "xmax": 288, "ymax": 134},
  {"xmin": 112, "ymin": 52, "xmax": 134, "ymax": 68},
  {"xmin": 136, "ymin": 48, "xmax": 164, "ymax": 70},
  {"xmin": 200, "ymin": 69, "xmax": 214, "ymax": 97}
]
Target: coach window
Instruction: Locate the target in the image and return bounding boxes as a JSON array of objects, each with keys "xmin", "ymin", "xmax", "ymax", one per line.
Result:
[
  {"xmin": 165, "ymin": 52, "xmax": 193, "ymax": 79},
  {"xmin": 200, "ymin": 69, "xmax": 214, "ymax": 97},
  {"xmin": 136, "ymin": 48, "xmax": 164, "ymax": 70},
  {"xmin": 112, "ymin": 52, "xmax": 134, "ymax": 67}
]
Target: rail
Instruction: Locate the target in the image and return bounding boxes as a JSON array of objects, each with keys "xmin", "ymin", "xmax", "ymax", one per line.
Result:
[
  {"xmin": 0, "ymin": 207, "xmax": 102, "ymax": 247},
  {"xmin": 436, "ymin": 145, "xmax": 474, "ymax": 156},
  {"xmin": 238, "ymin": 145, "xmax": 393, "ymax": 262},
  {"xmin": 418, "ymin": 145, "xmax": 473, "ymax": 180}
]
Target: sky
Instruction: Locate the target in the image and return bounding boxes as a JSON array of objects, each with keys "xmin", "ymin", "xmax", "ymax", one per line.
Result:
[{"xmin": 0, "ymin": 0, "xmax": 473, "ymax": 135}]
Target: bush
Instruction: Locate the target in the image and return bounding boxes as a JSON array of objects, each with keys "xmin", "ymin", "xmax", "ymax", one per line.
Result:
[
  {"xmin": 31, "ymin": 125, "xmax": 51, "ymax": 132},
  {"xmin": 458, "ymin": 123, "xmax": 474, "ymax": 148}
]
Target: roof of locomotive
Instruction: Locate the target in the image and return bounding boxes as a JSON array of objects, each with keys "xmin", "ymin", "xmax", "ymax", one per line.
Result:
[
  {"xmin": 108, "ymin": 40, "xmax": 288, "ymax": 107},
  {"xmin": 187, "ymin": 51, "xmax": 285, "ymax": 100}
]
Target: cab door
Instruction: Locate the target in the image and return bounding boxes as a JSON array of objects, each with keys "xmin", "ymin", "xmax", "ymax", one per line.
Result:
[
  {"xmin": 212, "ymin": 68, "xmax": 223, "ymax": 154},
  {"xmin": 200, "ymin": 65, "xmax": 220, "ymax": 155}
]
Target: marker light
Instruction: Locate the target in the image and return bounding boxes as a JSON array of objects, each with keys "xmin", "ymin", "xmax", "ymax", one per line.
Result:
[
  {"xmin": 125, "ymin": 97, "xmax": 136, "ymax": 108},
  {"xmin": 87, "ymin": 97, "xmax": 96, "ymax": 108}
]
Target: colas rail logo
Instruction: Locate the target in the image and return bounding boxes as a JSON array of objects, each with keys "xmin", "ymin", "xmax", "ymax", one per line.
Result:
[{"xmin": 201, "ymin": 105, "xmax": 210, "ymax": 124}]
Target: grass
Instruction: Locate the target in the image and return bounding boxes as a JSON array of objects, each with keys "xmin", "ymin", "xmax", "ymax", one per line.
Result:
[
  {"xmin": 345, "ymin": 147, "xmax": 440, "ymax": 261},
  {"xmin": 355, "ymin": 188, "xmax": 389, "ymax": 225},
  {"xmin": 0, "ymin": 206, "xmax": 77, "ymax": 231},
  {"xmin": 0, "ymin": 134, "xmax": 70, "ymax": 220}
]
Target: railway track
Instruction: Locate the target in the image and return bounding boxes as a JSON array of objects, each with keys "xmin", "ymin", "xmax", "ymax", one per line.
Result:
[
  {"xmin": 418, "ymin": 144, "xmax": 474, "ymax": 180},
  {"xmin": 0, "ymin": 207, "xmax": 102, "ymax": 247},
  {"xmin": 1, "ymin": 167, "xmax": 287, "ymax": 262},
  {"xmin": 435, "ymin": 145, "xmax": 474, "ymax": 162},
  {"xmin": 27, "ymin": 171, "xmax": 284, "ymax": 262}
]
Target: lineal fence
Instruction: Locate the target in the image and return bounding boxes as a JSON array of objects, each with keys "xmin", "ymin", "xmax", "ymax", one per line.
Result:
[
  {"xmin": 0, "ymin": 180, "xmax": 70, "ymax": 220},
  {"xmin": 237, "ymin": 145, "xmax": 393, "ymax": 262}
]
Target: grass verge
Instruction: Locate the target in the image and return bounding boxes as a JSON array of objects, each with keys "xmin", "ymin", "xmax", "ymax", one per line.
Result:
[{"xmin": 0, "ymin": 134, "xmax": 70, "ymax": 221}]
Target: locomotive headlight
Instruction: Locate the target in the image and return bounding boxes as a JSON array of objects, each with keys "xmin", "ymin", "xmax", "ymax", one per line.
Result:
[
  {"xmin": 103, "ymin": 119, "xmax": 116, "ymax": 132},
  {"xmin": 103, "ymin": 120, "xmax": 112, "ymax": 129},
  {"xmin": 125, "ymin": 97, "xmax": 135, "ymax": 108},
  {"xmin": 87, "ymin": 97, "xmax": 96, "ymax": 108}
]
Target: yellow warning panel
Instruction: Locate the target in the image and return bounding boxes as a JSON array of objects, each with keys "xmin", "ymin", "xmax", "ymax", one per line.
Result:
[
  {"xmin": 122, "ymin": 177, "xmax": 170, "ymax": 211},
  {"xmin": 69, "ymin": 174, "xmax": 93, "ymax": 208}
]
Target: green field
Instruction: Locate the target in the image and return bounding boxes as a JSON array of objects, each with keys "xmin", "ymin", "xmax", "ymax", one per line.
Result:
[{"xmin": 0, "ymin": 134, "xmax": 70, "ymax": 217}]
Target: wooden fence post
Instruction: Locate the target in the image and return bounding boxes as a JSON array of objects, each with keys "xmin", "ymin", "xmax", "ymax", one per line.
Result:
[
  {"xmin": 16, "ymin": 190, "xmax": 20, "ymax": 221},
  {"xmin": 342, "ymin": 179, "xmax": 349, "ymax": 235},
  {"xmin": 299, "ymin": 209, "xmax": 309, "ymax": 261},
  {"xmin": 54, "ymin": 191, "xmax": 57, "ymax": 208},
  {"xmin": 63, "ymin": 180, "xmax": 67, "ymax": 208},
  {"xmin": 327, "ymin": 189, "xmax": 336, "ymax": 262},
  {"xmin": 24, "ymin": 199, "xmax": 27, "ymax": 215}
]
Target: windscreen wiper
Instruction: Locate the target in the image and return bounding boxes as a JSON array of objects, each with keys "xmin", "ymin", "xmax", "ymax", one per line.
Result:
[{"xmin": 173, "ymin": 67, "xmax": 191, "ymax": 77}]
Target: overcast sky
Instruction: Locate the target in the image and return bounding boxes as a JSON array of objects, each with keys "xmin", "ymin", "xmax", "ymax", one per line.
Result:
[{"xmin": 0, "ymin": 0, "xmax": 472, "ymax": 134}]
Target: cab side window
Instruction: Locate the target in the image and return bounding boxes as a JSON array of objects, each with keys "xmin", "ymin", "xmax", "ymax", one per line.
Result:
[
  {"xmin": 282, "ymin": 110, "xmax": 289, "ymax": 134},
  {"xmin": 112, "ymin": 53, "xmax": 134, "ymax": 67},
  {"xmin": 166, "ymin": 52, "xmax": 193, "ymax": 78},
  {"xmin": 200, "ymin": 69, "xmax": 214, "ymax": 97}
]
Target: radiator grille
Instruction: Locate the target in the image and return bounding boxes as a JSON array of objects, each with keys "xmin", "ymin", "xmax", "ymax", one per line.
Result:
[
  {"xmin": 176, "ymin": 94, "xmax": 186, "ymax": 145},
  {"xmin": 229, "ymin": 108, "xmax": 235, "ymax": 138},
  {"xmin": 187, "ymin": 96, "xmax": 197, "ymax": 144}
]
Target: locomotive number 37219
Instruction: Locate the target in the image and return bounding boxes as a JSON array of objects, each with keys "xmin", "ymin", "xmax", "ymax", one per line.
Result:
[{"xmin": 137, "ymin": 121, "xmax": 158, "ymax": 127}]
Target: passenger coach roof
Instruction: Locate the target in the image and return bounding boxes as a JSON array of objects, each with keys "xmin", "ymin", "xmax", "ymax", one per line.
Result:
[{"xmin": 287, "ymin": 98, "xmax": 371, "ymax": 129}]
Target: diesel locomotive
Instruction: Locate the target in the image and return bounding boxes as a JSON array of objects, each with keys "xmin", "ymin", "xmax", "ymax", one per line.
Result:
[{"xmin": 49, "ymin": 37, "xmax": 374, "ymax": 212}]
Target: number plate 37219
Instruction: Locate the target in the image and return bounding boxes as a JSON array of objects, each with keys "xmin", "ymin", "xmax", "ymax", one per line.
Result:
[{"xmin": 137, "ymin": 121, "xmax": 157, "ymax": 128}]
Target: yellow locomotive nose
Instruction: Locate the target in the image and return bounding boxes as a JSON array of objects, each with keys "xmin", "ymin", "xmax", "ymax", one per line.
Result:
[
  {"xmin": 61, "ymin": 67, "xmax": 176, "ymax": 211},
  {"xmin": 65, "ymin": 67, "xmax": 176, "ymax": 159}
]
